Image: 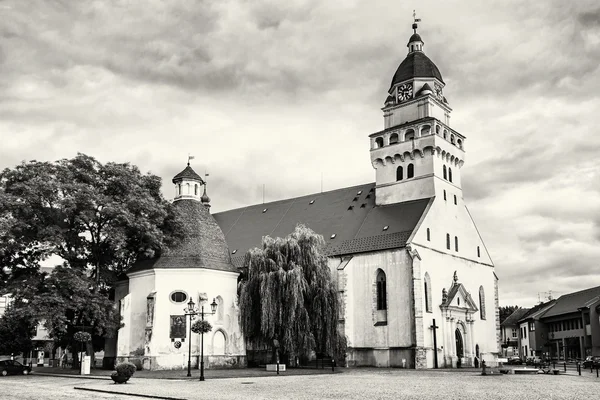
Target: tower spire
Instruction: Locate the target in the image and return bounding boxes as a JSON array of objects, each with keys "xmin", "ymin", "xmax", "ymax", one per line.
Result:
[{"xmin": 412, "ymin": 10, "xmax": 421, "ymax": 33}]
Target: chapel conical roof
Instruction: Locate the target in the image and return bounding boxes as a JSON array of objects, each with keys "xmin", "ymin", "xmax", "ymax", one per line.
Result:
[
  {"xmin": 172, "ymin": 164, "xmax": 204, "ymax": 184},
  {"xmin": 390, "ymin": 52, "xmax": 444, "ymax": 88},
  {"xmin": 127, "ymin": 200, "xmax": 237, "ymax": 274}
]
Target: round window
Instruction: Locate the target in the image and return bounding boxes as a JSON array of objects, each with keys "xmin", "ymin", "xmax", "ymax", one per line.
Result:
[{"xmin": 170, "ymin": 291, "xmax": 188, "ymax": 303}]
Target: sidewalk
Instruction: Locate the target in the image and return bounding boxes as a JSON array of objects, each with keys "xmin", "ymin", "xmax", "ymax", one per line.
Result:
[{"xmin": 33, "ymin": 365, "xmax": 343, "ymax": 380}]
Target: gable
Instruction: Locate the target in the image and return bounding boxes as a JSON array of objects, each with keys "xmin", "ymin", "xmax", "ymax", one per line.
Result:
[
  {"xmin": 443, "ymin": 283, "xmax": 478, "ymax": 312},
  {"xmin": 213, "ymin": 183, "xmax": 430, "ymax": 266}
]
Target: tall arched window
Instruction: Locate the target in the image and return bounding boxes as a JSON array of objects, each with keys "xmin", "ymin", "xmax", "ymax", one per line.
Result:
[
  {"xmin": 407, "ymin": 163, "xmax": 414, "ymax": 178},
  {"xmin": 479, "ymin": 286, "xmax": 486, "ymax": 320},
  {"xmin": 449, "ymin": 168, "xmax": 453, "ymax": 182},
  {"xmin": 443, "ymin": 165, "xmax": 447, "ymax": 180},
  {"xmin": 446, "ymin": 234, "xmax": 451, "ymax": 250},
  {"xmin": 426, "ymin": 228, "xmax": 431, "ymax": 241},
  {"xmin": 424, "ymin": 272, "xmax": 432, "ymax": 313},
  {"xmin": 396, "ymin": 166, "xmax": 403, "ymax": 181},
  {"xmin": 376, "ymin": 270, "xmax": 387, "ymax": 310}
]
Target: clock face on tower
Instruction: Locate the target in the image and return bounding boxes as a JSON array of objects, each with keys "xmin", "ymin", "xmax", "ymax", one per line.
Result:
[
  {"xmin": 434, "ymin": 82, "xmax": 443, "ymax": 100},
  {"xmin": 397, "ymin": 83, "xmax": 413, "ymax": 102}
]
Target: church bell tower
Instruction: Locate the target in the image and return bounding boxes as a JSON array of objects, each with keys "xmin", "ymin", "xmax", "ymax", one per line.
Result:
[{"xmin": 370, "ymin": 17, "xmax": 466, "ymax": 206}]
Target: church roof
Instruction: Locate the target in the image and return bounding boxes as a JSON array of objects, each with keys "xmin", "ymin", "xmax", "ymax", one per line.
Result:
[
  {"xmin": 172, "ymin": 164, "xmax": 204, "ymax": 184},
  {"xmin": 213, "ymin": 183, "xmax": 430, "ymax": 268},
  {"xmin": 408, "ymin": 33, "xmax": 423, "ymax": 43},
  {"xmin": 539, "ymin": 285, "xmax": 600, "ymax": 319},
  {"xmin": 127, "ymin": 199, "xmax": 237, "ymax": 274},
  {"xmin": 390, "ymin": 51, "xmax": 444, "ymax": 88}
]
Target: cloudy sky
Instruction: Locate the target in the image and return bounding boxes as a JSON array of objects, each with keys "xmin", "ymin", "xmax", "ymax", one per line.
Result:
[{"xmin": 1, "ymin": 0, "xmax": 599, "ymax": 307}]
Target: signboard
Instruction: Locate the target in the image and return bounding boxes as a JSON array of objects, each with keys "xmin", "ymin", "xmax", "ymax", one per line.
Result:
[{"xmin": 170, "ymin": 315, "xmax": 186, "ymax": 339}]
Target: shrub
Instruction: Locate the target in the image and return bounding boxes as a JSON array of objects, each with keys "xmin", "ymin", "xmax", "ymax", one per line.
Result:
[{"xmin": 115, "ymin": 362, "xmax": 136, "ymax": 378}]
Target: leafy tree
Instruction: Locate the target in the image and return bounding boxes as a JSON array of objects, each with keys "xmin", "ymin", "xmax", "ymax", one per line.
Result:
[
  {"xmin": 499, "ymin": 305, "xmax": 520, "ymax": 324},
  {"xmin": 0, "ymin": 153, "xmax": 184, "ymax": 292},
  {"xmin": 0, "ymin": 154, "xmax": 184, "ymax": 365},
  {"xmin": 238, "ymin": 225, "xmax": 345, "ymax": 364},
  {"xmin": 0, "ymin": 304, "xmax": 37, "ymax": 356}
]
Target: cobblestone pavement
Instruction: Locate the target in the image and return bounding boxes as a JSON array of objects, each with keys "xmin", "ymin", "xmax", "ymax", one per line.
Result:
[{"xmin": 2, "ymin": 369, "xmax": 598, "ymax": 400}]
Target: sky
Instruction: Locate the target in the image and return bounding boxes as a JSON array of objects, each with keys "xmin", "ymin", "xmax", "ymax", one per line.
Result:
[{"xmin": 1, "ymin": 0, "xmax": 599, "ymax": 308}]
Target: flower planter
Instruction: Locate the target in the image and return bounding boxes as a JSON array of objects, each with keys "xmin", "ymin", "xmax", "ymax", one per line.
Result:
[{"xmin": 111, "ymin": 374, "xmax": 129, "ymax": 384}]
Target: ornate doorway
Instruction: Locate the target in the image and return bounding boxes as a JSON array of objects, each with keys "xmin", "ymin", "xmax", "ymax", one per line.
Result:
[{"xmin": 455, "ymin": 329, "xmax": 464, "ymax": 367}]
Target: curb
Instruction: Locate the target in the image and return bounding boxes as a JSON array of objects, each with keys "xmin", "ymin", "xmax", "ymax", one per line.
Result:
[{"xmin": 74, "ymin": 387, "xmax": 186, "ymax": 400}]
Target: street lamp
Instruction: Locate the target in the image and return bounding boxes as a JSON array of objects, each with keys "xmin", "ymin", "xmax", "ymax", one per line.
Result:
[
  {"xmin": 198, "ymin": 298, "xmax": 218, "ymax": 381},
  {"xmin": 184, "ymin": 298, "xmax": 197, "ymax": 377}
]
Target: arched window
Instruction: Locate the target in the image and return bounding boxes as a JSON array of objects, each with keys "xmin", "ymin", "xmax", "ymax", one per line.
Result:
[
  {"xmin": 405, "ymin": 130, "xmax": 415, "ymax": 141},
  {"xmin": 375, "ymin": 137, "xmax": 384, "ymax": 148},
  {"xmin": 186, "ymin": 183, "xmax": 190, "ymax": 194},
  {"xmin": 426, "ymin": 228, "xmax": 430, "ymax": 241},
  {"xmin": 446, "ymin": 234, "xmax": 450, "ymax": 250},
  {"xmin": 420, "ymin": 125, "xmax": 431, "ymax": 136},
  {"xmin": 178, "ymin": 183, "xmax": 182, "ymax": 195},
  {"xmin": 479, "ymin": 286, "xmax": 486, "ymax": 320},
  {"xmin": 457, "ymin": 139, "xmax": 462, "ymax": 149},
  {"xmin": 436, "ymin": 125, "xmax": 440, "ymax": 135},
  {"xmin": 455, "ymin": 236, "xmax": 459, "ymax": 252},
  {"xmin": 396, "ymin": 166, "xmax": 403, "ymax": 181},
  {"xmin": 449, "ymin": 168, "xmax": 453, "ymax": 182},
  {"xmin": 195, "ymin": 184, "xmax": 198, "ymax": 195},
  {"xmin": 451, "ymin": 134, "xmax": 456, "ymax": 144},
  {"xmin": 407, "ymin": 163, "xmax": 414, "ymax": 178},
  {"xmin": 389, "ymin": 133, "xmax": 399, "ymax": 144},
  {"xmin": 443, "ymin": 165, "xmax": 447, "ymax": 180},
  {"xmin": 477, "ymin": 246, "xmax": 481, "ymax": 258},
  {"xmin": 424, "ymin": 272, "xmax": 432, "ymax": 313},
  {"xmin": 213, "ymin": 330, "xmax": 226, "ymax": 355},
  {"xmin": 376, "ymin": 270, "xmax": 387, "ymax": 310}
]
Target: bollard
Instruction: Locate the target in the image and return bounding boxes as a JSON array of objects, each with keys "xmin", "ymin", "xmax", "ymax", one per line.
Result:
[
  {"xmin": 481, "ymin": 360, "xmax": 487, "ymax": 376},
  {"xmin": 332, "ymin": 359, "xmax": 335, "ymax": 372},
  {"xmin": 578, "ymin": 363, "xmax": 581, "ymax": 376},
  {"xmin": 564, "ymin": 362, "xmax": 566, "ymax": 372},
  {"xmin": 596, "ymin": 367, "xmax": 598, "ymax": 378}
]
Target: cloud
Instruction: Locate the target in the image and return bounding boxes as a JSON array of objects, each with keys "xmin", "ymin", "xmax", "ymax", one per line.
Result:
[{"xmin": 1, "ymin": 0, "xmax": 599, "ymax": 308}]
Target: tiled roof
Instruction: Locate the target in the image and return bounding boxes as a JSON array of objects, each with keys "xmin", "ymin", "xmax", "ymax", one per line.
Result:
[
  {"xmin": 172, "ymin": 164, "xmax": 204, "ymax": 184},
  {"xmin": 518, "ymin": 300, "xmax": 556, "ymax": 322},
  {"xmin": 390, "ymin": 51, "xmax": 444, "ymax": 89},
  {"xmin": 500, "ymin": 308, "xmax": 530, "ymax": 327},
  {"xmin": 214, "ymin": 183, "xmax": 430, "ymax": 267},
  {"xmin": 540, "ymin": 285, "xmax": 600, "ymax": 319},
  {"xmin": 128, "ymin": 199, "xmax": 237, "ymax": 274}
]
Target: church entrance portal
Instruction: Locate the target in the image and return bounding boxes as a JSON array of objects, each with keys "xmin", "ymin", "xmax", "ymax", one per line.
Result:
[{"xmin": 455, "ymin": 329, "xmax": 464, "ymax": 368}]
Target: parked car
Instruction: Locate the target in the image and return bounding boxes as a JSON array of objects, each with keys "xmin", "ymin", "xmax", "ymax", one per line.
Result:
[
  {"xmin": 582, "ymin": 356, "xmax": 600, "ymax": 369},
  {"xmin": 0, "ymin": 360, "xmax": 32, "ymax": 376},
  {"xmin": 525, "ymin": 356, "xmax": 541, "ymax": 366},
  {"xmin": 507, "ymin": 356, "xmax": 523, "ymax": 365}
]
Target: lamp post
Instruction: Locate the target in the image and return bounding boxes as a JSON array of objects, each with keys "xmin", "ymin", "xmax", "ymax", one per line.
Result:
[
  {"xmin": 199, "ymin": 298, "xmax": 218, "ymax": 381},
  {"xmin": 184, "ymin": 299, "xmax": 197, "ymax": 378}
]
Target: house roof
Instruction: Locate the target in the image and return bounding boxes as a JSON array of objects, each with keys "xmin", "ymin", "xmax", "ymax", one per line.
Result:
[
  {"xmin": 500, "ymin": 308, "xmax": 530, "ymax": 327},
  {"xmin": 213, "ymin": 183, "xmax": 430, "ymax": 268},
  {"xmin": 518, "ymin": 300, "xmax": 556, "ymax": 322},
  {"xmin": 540, "ymin": 285, "xmax": 600, "ymax": 319}
]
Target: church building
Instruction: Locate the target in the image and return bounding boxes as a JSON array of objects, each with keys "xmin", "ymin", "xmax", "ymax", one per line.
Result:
[{"xmin": 107, "ymin": 20, "xmax": 500, "ymax": 370}]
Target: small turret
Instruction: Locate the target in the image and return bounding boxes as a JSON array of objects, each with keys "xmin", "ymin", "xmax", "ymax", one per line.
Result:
[{"xmin": 172, "ymin": 159, "xmax": 205, "ymax": 202}]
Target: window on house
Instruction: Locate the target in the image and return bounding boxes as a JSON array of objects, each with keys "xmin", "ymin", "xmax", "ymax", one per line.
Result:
[
  {"xmin": 455, "ymin": 236, "xmax": 459, "ymax": 252},
  {"xmin": 396, "ymin": 166, "xmax": 403, "ymax": 181},
  {"xmin": 376, "ymin": 270, "xmax": 387, "ymax": 310},
  {"xmin": 443, "ymin": 165, "xmax": 447, "ymax": 180},
  {"xmin": 407, "ymin": 163, "xmax": 414, "ymax": 179},
  {"xmin": 479, "ymin": 286, "xmax": 486, "ymax": 320},
  {"xmin": 424, "ymin": 272, "xmax": 432, "ymax": 313},
  {"xmin": 426, "ymin": 228, "xmax": 430, "ymax": 241},
  {"xmin": 529, "ymin": 322, "xmax": 535, "ymax": 331},
  {"xmin": 512, "ymin": 328, "xmax": 517, "ymax": 338},
  {"xmin": 446, "ymin": 234, "xmax": 450, "ymax": 250}
]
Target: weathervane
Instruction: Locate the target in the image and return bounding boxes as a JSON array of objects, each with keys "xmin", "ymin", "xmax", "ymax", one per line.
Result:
[
  {"xmin": 187, "ymin": 154, "xmax": 195, "ymax": 166},
  {"xmin": 412, "ymin": 10, "xmax": 421, "ymax": 33}
]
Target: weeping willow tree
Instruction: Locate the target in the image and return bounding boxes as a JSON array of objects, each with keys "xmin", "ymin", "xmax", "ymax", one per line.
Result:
[{"xmin": 238, "ymin": 224, "xmax": 345, "ymax": 363}]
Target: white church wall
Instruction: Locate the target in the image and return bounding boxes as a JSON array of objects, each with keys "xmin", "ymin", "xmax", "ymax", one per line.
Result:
[
  {"xmin": 125, "ymin": 271, "xmax": 156, "ymax": 357},
  {"xmin": 342, "ymin": 250, "xmax": 414, "ymax": 367}
]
